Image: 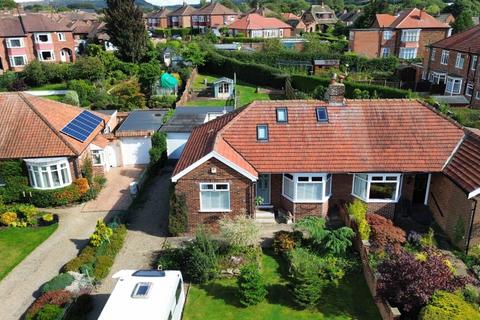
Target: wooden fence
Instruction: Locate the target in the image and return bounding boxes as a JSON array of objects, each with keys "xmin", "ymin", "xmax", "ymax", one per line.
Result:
[{"xmin": 177, "ymin": 67, "xmax": 198, "ymax": 106}]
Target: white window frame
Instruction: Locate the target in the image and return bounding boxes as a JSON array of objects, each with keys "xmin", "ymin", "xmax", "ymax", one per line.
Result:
[
  {"xmin": 476, "ymin": 91, "xmax": 480, "ymax": 100},
  {"xmin": 431, "ymin": 72, "xmax": 446, "ymax": 84},
  {"xmin": 57, "ymin": 32, "xmax": 66, "ymax": 41},
  {"xmin": 431, "ymin": 48, "xmax": 436, "ymax": 61},
  {"xmin": 34, "ymin": 33, "xmax": 52, "ymax": 44},
  {"xmin": 282, "ymin": 173, "xmax": 332, "ymax": 203},
  {"xmin": 472, "ymin": 55, "xmax": 478, "ymax": 71},
  {"xmin": 383, "ymin": 30, "xmax": 392, "ymax": 40},
  {"xmin": 445, "ymin": 76, "xmax": 463, "ymax": 94},
  {"xmin": 91, "ymin": 150, "xmax": 105, "ymax": 166},
  {"xmin": 466, "ymin": 82, "xmax": 474, "ymax": 96},
  {"xmin": 199, "ymin": 183, "xmax": 231, "ymax": 212},
  {"xmin": 352, "ymin": 173, "xmax": 402, "ymax": 203},
  {"xmin": 9, "ymin": 55, "xmax": 27, "ymax": 67},
  {"xmin": 38, "ymin": 50, "xmax": 55, "ymax": 61},
  {"xmin": 455, "ymin": 53, "xmax": 465, "ymax": 69},
  {"xmin": 399, "ymin": 47, "xmax": 417, "ymax": 60},
  {"xmin": 381, "ymin": 47, "xmax": 390, "ymax": 58},
  {"xmin": 6, "ymin": 37, "xmax": 24, "ymax": 48},
  {"xmin": 401, "ymin": 29, "xmax": 420, "ymax": 42},
  {"xmin": 441, "ymin": 50, "xmax": 449, "ymax": 65},
  {"xmin": 25, "ymin": 158, "xmax": 72, "ymax": 190}
]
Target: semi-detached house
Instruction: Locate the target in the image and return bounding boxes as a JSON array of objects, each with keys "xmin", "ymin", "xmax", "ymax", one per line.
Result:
[
  {"xmin": 172, "ymin": 79, "xmax": 480, "ymax": 251},
  {"xmin": 0, "ymin": 14, "xmax": 76, "ymax": 72}
]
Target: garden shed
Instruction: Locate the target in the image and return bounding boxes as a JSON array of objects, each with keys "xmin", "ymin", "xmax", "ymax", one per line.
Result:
[
  {"xmin": 213, "ymin": 77, "xmax": 234, "ymax": 99},
  {"xmin": 156, "ymin": 72, "xmax": 179, "ymax": 96}
]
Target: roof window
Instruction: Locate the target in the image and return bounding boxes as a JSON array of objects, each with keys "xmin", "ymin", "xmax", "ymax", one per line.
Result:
[
  {"xmin": 257, "ymin": 124, "xmax": 269, "ymax": 141},
  {"xmin": 132, "ymin": 282, "xmax": 152, "ymax": 298},
  {"xmin": 276, "ymin": 108, "xmax": 288, "ymax": 123},
  {"xmin": 316, "ymin": 107, "xmax": 328, "ymax": 122}
]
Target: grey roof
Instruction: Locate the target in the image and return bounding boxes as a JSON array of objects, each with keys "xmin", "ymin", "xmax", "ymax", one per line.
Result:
[
  {"xmin": 117, "ymin": 110, "xmax": 167, "ymax": 133},
  {"xmin": 160, "ymin": 106, "xmax": 234, "ymax": 133},
  {"xmin": 214, "ymin": 43, "xmax": 241, "ymax": 50},
  {"xmin": 431, "ymin": 95, "xmax": 470, "ymax": 105},
  {"xmin": 314, "ymin": 59, "xmax": 340, "ymax": 65},
  {"xmin": 213, "ymin": 77, "xmax": 234, "ymax": 84}
]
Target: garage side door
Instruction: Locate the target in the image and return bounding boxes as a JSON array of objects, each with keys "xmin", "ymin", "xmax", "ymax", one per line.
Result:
[{"xmin": 121, "ymin": 137, "xmax": 152, "ymax": 165}]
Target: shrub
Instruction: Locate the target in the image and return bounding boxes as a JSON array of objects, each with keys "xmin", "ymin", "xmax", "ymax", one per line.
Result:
[
  {"xmin": 463, "ymin": 284, "xmax": 480, "ymax": 304},
  {"xmin": 22, "ymin": 61, "xmax": 48, "ymax": 86},
  {"xmin": 36, "ymin": 304, "xmax": 65, "ymax": 320},
  {"xmin": 419, "ymin": 290, "xmax": 480, "ymax": 320},
  {"xmin": 14, "ymin": 204, "xmax": 38, "ymax": 225},
  {"xmin": 157, "ymin": 247, "xmax": 187, "ymax": 271},
  {"xmin": 41, "ymin": 273, "xmax": 75, "ymax": 294},
  {"xmin": 25, "ymin": 290, "xmax": 73, "ymax": 320},
  {"xmin": 62, "ymin": 91, "xmax": 80, "ymax": 106},
  {"xmin": 377, "ymin": 248, "xmax": 468, "ymax": 315},
  {"xmin": 90, "ymin": 220, "xmax": 113, "ymax": 247},
  {"xmin": 168, "ymin": 192, "xmax": 188, "ymax": 236},
  {"xmin": 73, "ymin": 178, "xmax": 90, "ymax": 195},
  {"xmin": 41, "ymin": 213, "xmax": 54, "ymax": 223},
  {"xmin": 272, "ymin": 230, "xmax": 301, "ymax": 254},
  {"xmin": 63, "ymin": 294, "xmax": 93, "ymax": 320},
  {"xmin": 149, "ymin": 132, "xmax": 167, "ymax": 165},
  {"xmin": 237, "ymin": 264, "xmax": 267, "ymax": 307},
  {"xmin": 67, "ymin": 79, "xmax": 97, "ymax": 107},
  {"xmin": 0, "ymin": 71, "xmax": 18, "ymax": 90},
  {"xmin": 219, "ymin": 215, "xmax": 260, "ymax": 249},
  {"xmin": 63, "ymin": 246, "xmax": 96, "ymax": 273},
  {"xmin": 72, "ymin": 56, "xmax": 105, "ymax": 81},
  {"xmin": 149, "ymin": 95, "xmax": 177, "ymax": 108},
  {"xmin": 92, "ymin": 255, "xmax": 114, "ymax": 280},
  {"xmin": 30, "ymin": 184, "xmax": 81, "ymax": 207},
  {"xmin": 420, "ymin": 228, "xmax": 437, "ymax": 248},
  {"xmin": 184, "ymin": 228, "xmax": 218, "ymax": 284},
  {"xmin": 0, "ymin": 211, "xmax": 17, "ymax": 226},
  {"xmin": 367, "ymin": 213, "xmax": 406, "ymax": 253},
  {"xmin": 81, "ymin": 158, "xmax": 93, "ymax": 185},
  {"xmin": 346, "ymin": 199, "xmax": 370, "ymax": 241}
]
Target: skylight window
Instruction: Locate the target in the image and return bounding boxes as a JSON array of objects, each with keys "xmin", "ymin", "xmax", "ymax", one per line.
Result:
[
  {"xmin": 257, "ymin": 124, "xmax": 269, "ymax": 141},
  {"xmin": 132, "ymin": 282, "xmax": 152, "ymax": 298},
  {"xmin": 316, "ymin": 107, "xmax": 328, "ymax": 122},
  {"xmin": 276, "ymin": 107, "xmax": 288, "ymax": 123}
]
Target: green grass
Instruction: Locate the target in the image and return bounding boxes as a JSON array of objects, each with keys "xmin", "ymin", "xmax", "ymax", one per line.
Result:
[
  {"xmin": 452, "ymin": 107, "xmax": 480, "ymax": 129},
  {"xmin": 0, "ymin": 224, "xmax": 58, "ymax": 280},
  {"xmin": 184, "ymin": 251, "xmax": 380, "ymax": 320},
  {"xmin": 30, "ymin": 83, "xmax": 67, "ymax": 91},
  {"xmin": 186, "ymin": 73, "xmax": 275, "ymax": 107},
  {"xmin": 44, "ymin": 95, "xmax": 64, "ymax": 102}
]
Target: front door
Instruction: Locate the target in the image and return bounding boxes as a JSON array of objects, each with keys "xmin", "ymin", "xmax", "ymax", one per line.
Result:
[
  {"xmin": 256, "ymin": 174, "xmax": 271, "ymax": 205},
  {"xmin": 412, "ymin": 174, "xmax": 429, "ymax": 205}
]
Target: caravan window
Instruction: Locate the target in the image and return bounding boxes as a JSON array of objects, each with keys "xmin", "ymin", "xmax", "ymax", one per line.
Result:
[
  {"xmin": 175, "ymin": 280, "xmax": 182, "ymax": 305},
  {"xmin": 132, "ymin": 282, "xmax": 152, "ymax": 298}
]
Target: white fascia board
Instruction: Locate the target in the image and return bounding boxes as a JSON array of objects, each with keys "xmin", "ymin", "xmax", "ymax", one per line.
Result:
[{"xmin": 468, "ymin": 188, "xmax": 480, "ymax": 199}]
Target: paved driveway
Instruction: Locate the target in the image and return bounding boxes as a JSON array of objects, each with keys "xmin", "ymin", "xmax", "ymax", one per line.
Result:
[
  {"xmin": 0, "ymin": 207, "xmax": 111, "ymax": 320},
  {"xmin": 87, "ymin": 168, "xmax": 172, "ymax": 320},
  {"xmin": 82, "ymin": 165, "xmax": 145, "ymax": 212}
]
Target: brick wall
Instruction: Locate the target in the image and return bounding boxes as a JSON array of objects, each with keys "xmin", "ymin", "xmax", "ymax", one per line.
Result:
[
  {"xmin": 175, "ymin": 158, "xmax": 254, "ymax": 233},
  {"xmin": 417, "ymin": 29, "xmax": 449, "ymax": 60},
  {"xmin": 349, "ymin": 30, "xmax": 381, "ymax": 58}
]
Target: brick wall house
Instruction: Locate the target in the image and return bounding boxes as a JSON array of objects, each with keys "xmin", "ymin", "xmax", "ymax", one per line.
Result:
[
  {"xmin": 349, "ymin": 8, "xmax": 451, "ymax": 59},
  {"xmin": 167, "ymin": 5, "xmax": 196, "ymax": 28},
  {"xmin": 191, "ymin": 2, "xmax": 238, "ymax": 31},
  {"xmin": 0, "ymin": 14, "xmax": 76, "ymax": 72},
  {"xmin": 171, "ymin": 78, "xmax": 480, "ymax": 251},
  {"xmin": 146, "ymin": 8, "xmax": 170, "ymax": 29},
  {"xmin": 421, "ymin": 24, "xmax": 480, "ymax": 108},
  {"xmin": 227, "ymin": 13, "xmax": 293, "ymax": 38}
]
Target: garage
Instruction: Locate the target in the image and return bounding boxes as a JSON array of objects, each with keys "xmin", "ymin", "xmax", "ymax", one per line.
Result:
[
  {"xmin": 120, "ymin": 136, "xmax": 152, "ymax": 165},
  {"xmin": 166, "ymin": 132, "xmax": 190, "ymax": 159}
]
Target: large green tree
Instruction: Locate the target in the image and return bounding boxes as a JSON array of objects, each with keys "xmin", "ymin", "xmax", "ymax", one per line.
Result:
[
  {"xmin": 104, "ymin": 0, "xmax": 147, "ymax": 63},
  {"xmin": 0, "ymin": 0, "xmax": 16, "ymax": 10},
  {"xmin": 452, "ymin": 10, "xmax": 474, "ymax": 33},
  {"xmin": 353, "ymin": 0, "xmax": 391, "ymax": 28}
]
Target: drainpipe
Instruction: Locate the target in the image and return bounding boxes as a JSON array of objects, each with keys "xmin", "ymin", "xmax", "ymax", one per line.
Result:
[{"xmin": 466, "ymin": 197, "xmax": 478, "ymax": 254}]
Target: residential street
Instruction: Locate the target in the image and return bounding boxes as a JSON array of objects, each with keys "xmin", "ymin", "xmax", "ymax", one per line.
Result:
[
  {"xmin": 0, "ymin": 207, "xmax": 110, "ymax": 320},
  {"xmin": 86, "ymin": 168, "xmax": 172, "ymax": 320}
]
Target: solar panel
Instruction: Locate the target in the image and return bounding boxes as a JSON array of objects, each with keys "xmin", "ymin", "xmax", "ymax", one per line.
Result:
[{"xmin": 61, "ymin": 111, "xmax": 103, "ymax": 142}]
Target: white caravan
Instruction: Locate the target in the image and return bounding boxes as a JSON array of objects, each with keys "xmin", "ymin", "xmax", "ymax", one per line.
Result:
[{"xmin": 98, "ymin": 270, "xmax": 185, "ymax": 320}]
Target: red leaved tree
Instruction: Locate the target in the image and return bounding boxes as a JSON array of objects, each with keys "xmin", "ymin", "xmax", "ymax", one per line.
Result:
[{"xmin": 367, "ymin": 213, "xmax": 406, "ymax": 253}]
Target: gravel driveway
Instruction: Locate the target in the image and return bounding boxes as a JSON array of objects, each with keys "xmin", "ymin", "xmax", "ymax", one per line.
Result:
[
  {"xmin": 86, "ymin": 168, "xmax": 172, "ymax": 320},
  {"xmin": 0, "ymin": 206, "xmax": 111, "ymax": 320}
]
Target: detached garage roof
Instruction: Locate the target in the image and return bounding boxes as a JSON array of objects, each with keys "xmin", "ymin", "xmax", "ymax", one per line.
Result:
[
  {"xmin": 116, "ymin": 110, "xmax": 167, "ymax": 137},
  {"xmin": 161, "ymin": 106, "xmax": 234, "ymax": 133}
]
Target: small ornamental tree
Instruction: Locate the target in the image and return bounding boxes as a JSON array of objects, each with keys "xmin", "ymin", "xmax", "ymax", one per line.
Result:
[
  {"xmin": 377, "ymin": 249, "xmax": 468, "ymax": 316},
  {"xmin": 168, "ymin": 192, "xmax": 188, "ymax": 236},
  {"xmin": 346, "ymin": 199, "xmax": 370, "ymax": 241},
  {"xmin": 237, "ymin": 264, "xmax": 267, "ymax": 307},
  {"xmin": 219, "ymin": 214, "xmax": 260, "ymax": 249},
  {"xmin": 420, "ymin": 290, "xmax": 480, "ymax": 320},
  {"xmin": 367, "ymin": 213, "xmax": 406, "ymax": 253},
  {"xmin": 90, "ymin": 220, "xmax": 113, "ymax": 247}
]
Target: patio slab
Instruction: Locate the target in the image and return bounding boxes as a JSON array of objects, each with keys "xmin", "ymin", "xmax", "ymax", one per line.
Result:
[{"xmin": 82, "ymin": 165, "xmax": 145, "ymax": 212}]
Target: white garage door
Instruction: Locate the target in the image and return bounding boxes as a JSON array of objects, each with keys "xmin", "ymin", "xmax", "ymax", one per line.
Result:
[
  {"xmin": 121, "ymin": 137, "xmax": 152, "ymax": 165},
  {"xmin": 167, "ymin": 132, "xmax": 190, "ymax": 159}
]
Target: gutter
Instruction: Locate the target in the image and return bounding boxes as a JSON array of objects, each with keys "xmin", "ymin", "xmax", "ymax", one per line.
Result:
[{"xmin": 466, "ymin": 197, "xmax": 478, "ymax": 254}]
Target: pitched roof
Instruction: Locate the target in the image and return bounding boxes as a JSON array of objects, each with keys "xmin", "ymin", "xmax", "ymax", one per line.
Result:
[
  {"xmin": 194, "ymin": 2, "xmax": 237, "ymax": 15},
  {"xmin": 147, "ymin": 8, "xmax": 170, "ymax": 18},
  {"xmin": 282, "ymin": 13, "xmax": 301, "ymax": 20},
  {"xmin": 245, "ymin": 7, "xmax": 276, "ymax": 17},
  {"xmin": 430, "ymin": 24, "xmax": 480, "ymax": 53},
  {"xmin": 375, "ymin": 8, "xmax": 449, "ymax": 29},
  {"xmin": 167, "ymin": 5, "xmax": 196, "ymax": 17},
  {"xmin": 228, "ymin": 13, "xmax": 292, "ymax": 30},
  {"xmin": 0, "ymin": 14, "xmax": 71, "ymax": 37},
  {"xmin": 174, "ymin": 100, "xmax": 464, "ymax": 178},
  {"xmin": 0, "ymin": 16, "xmax": 25, "ymax": 37},
  {"xmin": 0, "ymin": 93, "xmax": 108, "ymax": 159},
  {"xmin": 444, "ymin": 129, "xmax": 480, "ymax": 198}
]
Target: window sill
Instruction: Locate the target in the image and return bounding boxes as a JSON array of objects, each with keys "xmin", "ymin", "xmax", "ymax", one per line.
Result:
[
  {"xmin": 32, "ymin": 183, "xmax": 72, "ymax": 190},
  {"xmin": 282, "ymin": 193, "xmax": 330, "ymax": 204},
  {"xmin": 351, "ymin": 193, "xmax": 398, "ymax": 203},
  {"xmin": 199, "ymin": 210, "xmax": 231, "ymax": 213}
]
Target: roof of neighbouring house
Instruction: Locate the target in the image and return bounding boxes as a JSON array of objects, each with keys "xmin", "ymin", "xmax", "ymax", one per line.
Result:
[
  {"xmin": 302, "ymin": 4, "xmax": 337, "ymax": 24},
  {"xmin": 193, "ymin": 2, "xmax": 237, "ymax": 15},
  {"xmin": 375, "ymin": 8, "xmax": 449, "ymax": 29},
  {"xmin": 314, "ymin": 59, "xmax": 340, "ymax": 66},
  {"xmin": 338, "ymin": 10, "xmax": 360, "ymax": 23},
  {"xmin": 0, "ymin": 14, "xmax": 72, "ymax": 37},
  {"xmin": 147, "ymin": 8, "xmax": 171, "ymax": 18},
  {"xmin": 173, "ymin": 99, "xmax": 465, "ymax": 180},
  {"xmin": 228, "ymin": 13, "xmax": 292, "ymax": 30},
  {"xmin": 444, "ymin": 129, "xmax": 480, "ymax": 198},
  {"xmin": 244, "ymin": 6, "xmax": 276, "ymax": 17},
  {"xmin": 213, "ymin": 77, "xmax": 234, "ymax": 84},
  {"xmin": 160, "ymin": 106, "xmax": 234, "ymax": 133},
  {"xmin": 0, "ymin": 92, "xmax": 108, "ymax": 159},
  {"xmin": 167, "ymin": 4, "xmax": 196, "ymax": 17},
  {"xmin": 430, "ymin": 24, "xmax": 480, "ymax": 53},
  {"xmin": 116, "ymin": 110, "xmax": 167, "ymax": 134}
]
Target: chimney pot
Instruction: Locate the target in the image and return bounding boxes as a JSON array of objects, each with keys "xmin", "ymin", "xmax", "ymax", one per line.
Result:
[{"xmin": 326, "ymin": 73, "xmax": 345, "ymax": 106}]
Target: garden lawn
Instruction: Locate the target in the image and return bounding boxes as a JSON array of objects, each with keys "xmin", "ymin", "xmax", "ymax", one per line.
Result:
[
  {"xmin": 184, "ymin": 251, "xmax": 380, "ymax": 320},
  {"xmin": 0, "ymin": 224, "xmax": 58, "ymax": 280},
  {"xmin": 44, "ymin": 95, "xmax": 64, "ymax": 102},
  {"xmin": 452, "ymin": 107, "xmax": 480, "ymax": 129},
  {"xmin": 29, "ymin": 83, "xmax": 67, "ymax": 91},
  {"xmin": 186, "ymin": 73, "xmax": 273, "ymax": 107}
]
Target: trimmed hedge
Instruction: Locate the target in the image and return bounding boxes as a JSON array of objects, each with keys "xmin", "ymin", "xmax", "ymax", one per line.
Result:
[
  {"xmin": 222, "ymin": 37, "xmax": 265, "ymax": 44},
  {"xmin": 40, "ymin": 273, "xmax": 75, "ymax": 294},
  {"xmin": 201, "ymin": 50, "xmax": 288, "ymax": 89}
]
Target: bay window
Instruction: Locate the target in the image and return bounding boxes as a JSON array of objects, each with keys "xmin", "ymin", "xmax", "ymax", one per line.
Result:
[
  {"xmin": 200, "ymin": 183, "xmax": 230, "ymax": 212},
  {"xmin": 352, "ymin": 173, "xmax": 401, "ymax": 203},
  {"xmin": 282, "ymin": 173, "xmax": 332, "ymax": 203},
  {"xmin": 25, "ymin": 158, "xmax": 72, "ymax": 190},
  {"xmin": 445, "ymin": 76, "xmax": 462, "ymax": 94}
]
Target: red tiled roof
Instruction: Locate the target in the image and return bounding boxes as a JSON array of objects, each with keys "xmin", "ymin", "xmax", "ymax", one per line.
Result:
[
  {"xmin": 0, "ymin": 93, "xmax": 108, "ymax": 159},
  {"xmin": 430, "ymin": 24, "xmax": 480, "ymax": 52},
  {"xmin": 444, "ymin": 129, "xmax": 480, "ymax": 196},
  {"xmin": 375, "ymin": 9, "xmax": 449, "ymax": 29},
  {"xmin": 228, "ymin": 13, "xmax": 292, "ymax": 30},
  {"xmin": 282, "ymin": 13, "xmax": 301, "ymax": 20},
  {"xmin": 168, "ymin": 5, "xmax": 196, "ymax": 17},
  {"xmin": 194, "ymin": 2, "xmax": 237, "ymax": 15},
  {"xmin": 147, "ymin": 8, "xmax": 170, "ymax": 18},
  {"xmin": 174, "ymin": 100, "xmax": 464, "ymax": 178}
]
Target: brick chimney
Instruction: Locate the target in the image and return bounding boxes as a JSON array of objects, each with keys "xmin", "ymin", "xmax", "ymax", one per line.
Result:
[{"xmin": 326, "ymin": 74, "xmax": 345, "ymax": 106}]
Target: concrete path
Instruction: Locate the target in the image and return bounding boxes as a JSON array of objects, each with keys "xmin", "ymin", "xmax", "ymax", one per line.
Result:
[
  {"xmin": 87, "ymin": 168, "xmax": 172, "ymax": 320},
  {"xmin": 0, "ymin": 206, "xmax": 112, "ymax": 320}
]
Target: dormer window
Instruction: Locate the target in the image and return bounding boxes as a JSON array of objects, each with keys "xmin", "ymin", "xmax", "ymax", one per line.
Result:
[
  {"xmin": 276, "ymin": 108, "xmax": 288, "ymax": 123},
  {"xmin": 316, "ymin": 107, "xmax": 328, "ymax": 122},
  {"xmin": 257, "ymin": 124, "xmax": 269, "ymax": 141}
]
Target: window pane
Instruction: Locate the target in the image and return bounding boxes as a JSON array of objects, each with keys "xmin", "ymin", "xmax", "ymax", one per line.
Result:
[
  {"xmin": 325, "ymin": 177, "xmax": 332, "ymax": 197},
  {"xmin": 353, "ymin": 175, "xmax": 367, "ymax": 199},
  {"xmin": 50, "ymin": 165, "xmax": 61, "ymax": 187},
  {"xmin": 61, "ymin": 167, "xmax": 70, "ymax": 184},
  {"xmin": 41, "ymin": 168, "xmax": 50, "ymax": 188},
  {"xmin": 298, "ymin": 176, "xmax": 309, "ymax": 182},
  {"xmin": 283, "ymin": 175, "xmax": 294, "ymax": 198},
  {"xmin": 201, "ymin": 190, "xmax": 229, "ymax": 210},
  {"xmin": 297, "ymin": 182, "xmax": 323, "ymax": 201},
  {"xmin": 201, "ymin": 184, "xmax": 213, "ymax": 190},
  {"xmin": 216, "ymin": 184, "xmax": 228, "ymax": 190},
  {"xmin": 277, "ymin": 108, "xmax": 287, "ymax": 122},
  {"xmin": 33, "ymin": 168, "xmax": 42, "ymax": 188},
  {"xmin": 369, "ymin": 182, "xmax": 396, "ymax": 200},
  {"xmin": 257, "ymin": 125, "xmax": 268, "ymax": 140}
]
